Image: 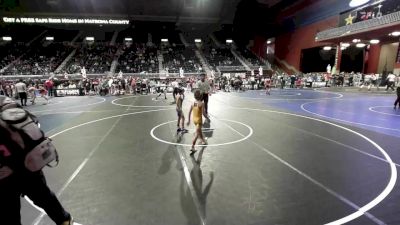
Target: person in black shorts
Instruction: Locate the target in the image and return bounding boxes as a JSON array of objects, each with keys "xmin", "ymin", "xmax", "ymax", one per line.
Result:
[
  {"xmin": 196, "ymin": 74, "xmax": 211, "ymax": 118},
  {"xmin": 394, "ymin": 87, "xmax": 400, "ymax": 110},
  {"xmin": 155, "ymin": 82, "xmax": 167, "ymax": 100},
  {"xmin": 15, "ymin": 80, "xmax": 28, "ymax": 106}
]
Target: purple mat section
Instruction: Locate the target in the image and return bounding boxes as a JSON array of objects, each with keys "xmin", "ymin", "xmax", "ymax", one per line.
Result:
[{"xmin": 229, "ymin": 89, "xmax": 400, "ymax": 137}]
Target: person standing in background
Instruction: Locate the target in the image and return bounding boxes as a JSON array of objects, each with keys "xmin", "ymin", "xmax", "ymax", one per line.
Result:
[
  {"xmin": 264, "ymin": 76, "xmax": 272, "ymax": 95},
  {"xmin": 196, "ymin": 74, "xmax": 211, "ymax": 119},
  {"xmin": 45, "ymin": 79, "xmax": 54, "ymax": 97},
  {"xmin": 394, "ymin": 86, "xmax": 400, "ymax": 110},
  {"xmin": 15, "ymin": 79, "xmax": 27, "ymax": 106},
  {"xmin": 386, "ymin": 73, "xmax": 396, "ymax": 91}
]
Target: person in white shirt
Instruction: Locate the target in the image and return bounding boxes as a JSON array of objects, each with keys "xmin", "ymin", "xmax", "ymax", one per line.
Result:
[
  {"xmin": 371, "ymin": 74, "xmax": 378, "ymax": 90},
  {"xmin": 171, "ymin": 80, "xmax": 179, "ymax": 100},
  {"xmin": 196, "ymin": 74, "xmax": 211, "ymax": 118},
  {"xmin": 15, "ymin": 79, "xmax": 27, "ymax": 106},
  {"xmin": 360, "ymin": 74, "xmax": 371, "ymax": 91},
  {"xmin": 386, "ymin": 73, "xmax": 396, "ymax": 91}
]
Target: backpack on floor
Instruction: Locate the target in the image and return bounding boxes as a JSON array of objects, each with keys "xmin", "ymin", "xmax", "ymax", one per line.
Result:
[{"xmin": 0, "ymin": 96, "xmax": 58, "ymax": 179}]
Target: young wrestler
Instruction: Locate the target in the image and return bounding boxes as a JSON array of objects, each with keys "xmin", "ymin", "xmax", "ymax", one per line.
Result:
[
  {"xmin": 187, "ymin": 90, "xmax": 207, "ymax": 153},
  {"xmin": 155, "ymin": 82, "xmax": 167, "ymax": 100},
  {"xmin": 264, "ymin": 76, "xmax": 272, "ymax": 95},
  {"xmin": 176, "ymin": 88, "xmax": 187, "ymax": 132},
  {"xmin": 39, "ymin": 86, "xmax": 50, "ymax": 104},
  {"xmin": 28, "ymin": 85, "xmax": 36, "ymax": 105}
]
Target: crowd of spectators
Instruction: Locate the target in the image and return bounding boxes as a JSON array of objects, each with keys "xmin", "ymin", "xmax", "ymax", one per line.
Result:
[
  {"xmin": 63, "ymin": 43, "xmax": 116, "ymax": 74},
  {"xmin": 0, "ymin": 43, "xmax": 28, "ymax": 74},
  {"xmin": 162, "ymin": 45, "xmax": 201, "ymax": 73},
  {"xmin": 116, "ymin": 43, "xmax": 159, "ymax": 74},
  {"xmin": 203, "ymin": 47, "xmax": 242, "ymax": 70},
  {"xmin": 238, "ymin": 48, "xmax": 264, "ymax": 67},
  {"xmin": 2, "ymin": 43, "xmax": 73, "ymax": 75}
]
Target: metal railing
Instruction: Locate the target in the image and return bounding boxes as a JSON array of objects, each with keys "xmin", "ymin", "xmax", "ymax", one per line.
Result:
[
  {"xmin": 316, "ymin": 11, "xmax": 400, "ymax": 41},
  {"xmin": 0, "ymin": 72, "xmax": 221, "ymax": 79}
]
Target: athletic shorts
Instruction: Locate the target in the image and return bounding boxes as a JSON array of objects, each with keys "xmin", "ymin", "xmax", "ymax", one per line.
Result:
[
  {"xmin": 18, "ymin": 92, "xmax": 27, "ymax": 99},
  {"xmin": 176, "ymin": 109, "xmax": 183, "ymax": 117},
  {"xmin": 194, "ymin": 122, "xmax": 202, "ymax": 129},
  {"xmin": 193, "ymin": 118, "xmax": 202, "ymax": 128}
]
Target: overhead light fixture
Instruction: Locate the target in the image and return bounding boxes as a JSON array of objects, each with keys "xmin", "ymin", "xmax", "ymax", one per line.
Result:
[
  {"xmin": 353, "ymin": 39, "xmax": 361, "ymax": 43},
  {"xmin": 349, "ymin": 0, "xmax": 370, "ymax": 8},
  {"xmin": 323, "ymin": 46, "xmax": 332, "ymax": 51},
  {"xmin": 341, "ymin": 43, "xmax": 350, "ymax": 47},
  {"xmin": 370, "ymin": 39, "xmax": 380, "ymax": 44},
  {"xmin": 226, "ymin": 39, "xmax": 233, "ymax": 44},
  {"xmin": 267, "ymin": 40, "xmax": 272, "ymax": 44},
  {"xmin": 85, "ymin": 37, "xmax": 94, "ymax": 41},
  {"xmin": 195, "ymin": 39, "xmax": 202, "ymax": 43},
  {"xmin": 2, "ymin": 36, "xmax": 12, "ymax": 41},
  {"xmin": 45, "ymin": 36, "xmax": 54, "ymax": 41},
  {"xmin": 124, "ymin": 37, "xmax": 132, "ymax": 41},
  {"xmin": 341, "ymin": 46, "xmax": 347, "ymax": 50},
  {"xmin": 391, "ymin": 31, "xmax": 400, "ymax": 37},
  {"xmin": 161, "ymin": 38, "xmax": 168, "ymax": 42},
  {"xmin": 356, "ymin": 43, "xmax": 366, "ymax": 48}
]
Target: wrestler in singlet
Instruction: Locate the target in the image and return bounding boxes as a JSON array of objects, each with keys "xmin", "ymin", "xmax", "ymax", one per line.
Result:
[{"xmin": 192, "ymin": 101, "xmax": 203, "ymax": 127}]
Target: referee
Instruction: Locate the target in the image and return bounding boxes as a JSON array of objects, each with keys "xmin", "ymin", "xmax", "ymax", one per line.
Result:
[
  {"xmin": 196, "ymin": 74, "xmax": 211, "ymax": 117},
  {"xmin": 15, "ymin": 79, "xmax": 27, "ymax": 106}
]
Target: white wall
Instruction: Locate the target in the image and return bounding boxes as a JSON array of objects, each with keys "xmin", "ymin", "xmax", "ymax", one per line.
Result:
[{"xmin": 378, "ymin": 42, "xmax": 399, "ymax": 73}]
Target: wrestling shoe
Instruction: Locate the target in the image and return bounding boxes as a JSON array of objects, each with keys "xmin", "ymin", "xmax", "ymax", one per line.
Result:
[
  {"xmin": 190, "ymin": 147, "xmax": 196, "ymax": 155},
  {"xmin": 61, "ymin": 217, "xmax": 82, "ymax": 225}
]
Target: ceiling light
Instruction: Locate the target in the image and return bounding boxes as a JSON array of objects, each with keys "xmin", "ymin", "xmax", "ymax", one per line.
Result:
[
  {"xmin": 226, "ymin": 39, "xmax": 233, "ymax": 44},
  {"xmin": 370, "ymin": 39, "xmax": 380, "ymax": 44},
  {"xmin": 349, "ymin": 0, "xmax": 370, "ymax": 8},
  {"xmin": 124, "ymin": 37, "xmax": 132, "ymax": 41},
  {"xmin": 323, "ymin": 46, "xmax": 332, "ymax": 51},
  {"xmin": 341, "ymin": 43, "xmax": 350, "ymax": 47},
  {"xmin": 341, "ymin": 46, "xmax": 347, "ymax": 50},
  {"xmin": 267, "ymin": 40, "xmax": 272, "ymax": 44},
  {"xmin": 2, "ymin": 36, "xmax": 12, "ymax": 41},
  {"xmin": 161, "ymin": 38, "xmax": 168, "ymax": 42},
  {"xmin": 45, "ymin": 36, "xmax": 54, "ymax": 41},
  {"xmin": 356, "ymin": 43, "xmax": 366, "ymax": 48},
  {"xmin": 195, "ymin": 39, "xmax": 202, "ymax": 43},
  {"xmin": 353, "ymin": 39, "xmax": 361, "ymax": 43},
  {"xmin": 85, "ymin": 37, "xmax": 94, "ymax": 41},
  {"xmin": 391, "ymin": 31, "xmax": 400, "ymax": 37}
]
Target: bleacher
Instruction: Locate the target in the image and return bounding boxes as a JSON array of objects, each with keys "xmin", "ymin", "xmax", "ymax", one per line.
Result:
[
  {"xmin": 63, "ymin": 43, "xmax": 116, "ymax": 74},
  {"xmin": 3, "ymin": 42, "xmax": 73, "ymax": 75},
  {"xmin": 162, "ymin": 45, "xmax": 201, "ymax": 73},
  {"xmin": 203, "ymin": 47, "xmax": 242, "ymax": 70},
  {"xmin": 116, "ymin": 43, "xmax": 158, "ymax": 74},
  {"xmin": 238, "ymin": 48, "xmax": 264, "ymax": 67}
]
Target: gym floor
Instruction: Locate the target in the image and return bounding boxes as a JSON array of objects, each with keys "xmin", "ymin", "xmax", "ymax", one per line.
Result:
[{"xmin": 21, "ymin": 88, "xmax": 400, "ymax": 225}]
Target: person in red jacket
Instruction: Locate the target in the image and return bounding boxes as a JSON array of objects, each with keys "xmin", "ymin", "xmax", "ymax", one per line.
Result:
[{"xmin": 44, "ymin": 79, "xmax": 54, "ymax": 97}]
